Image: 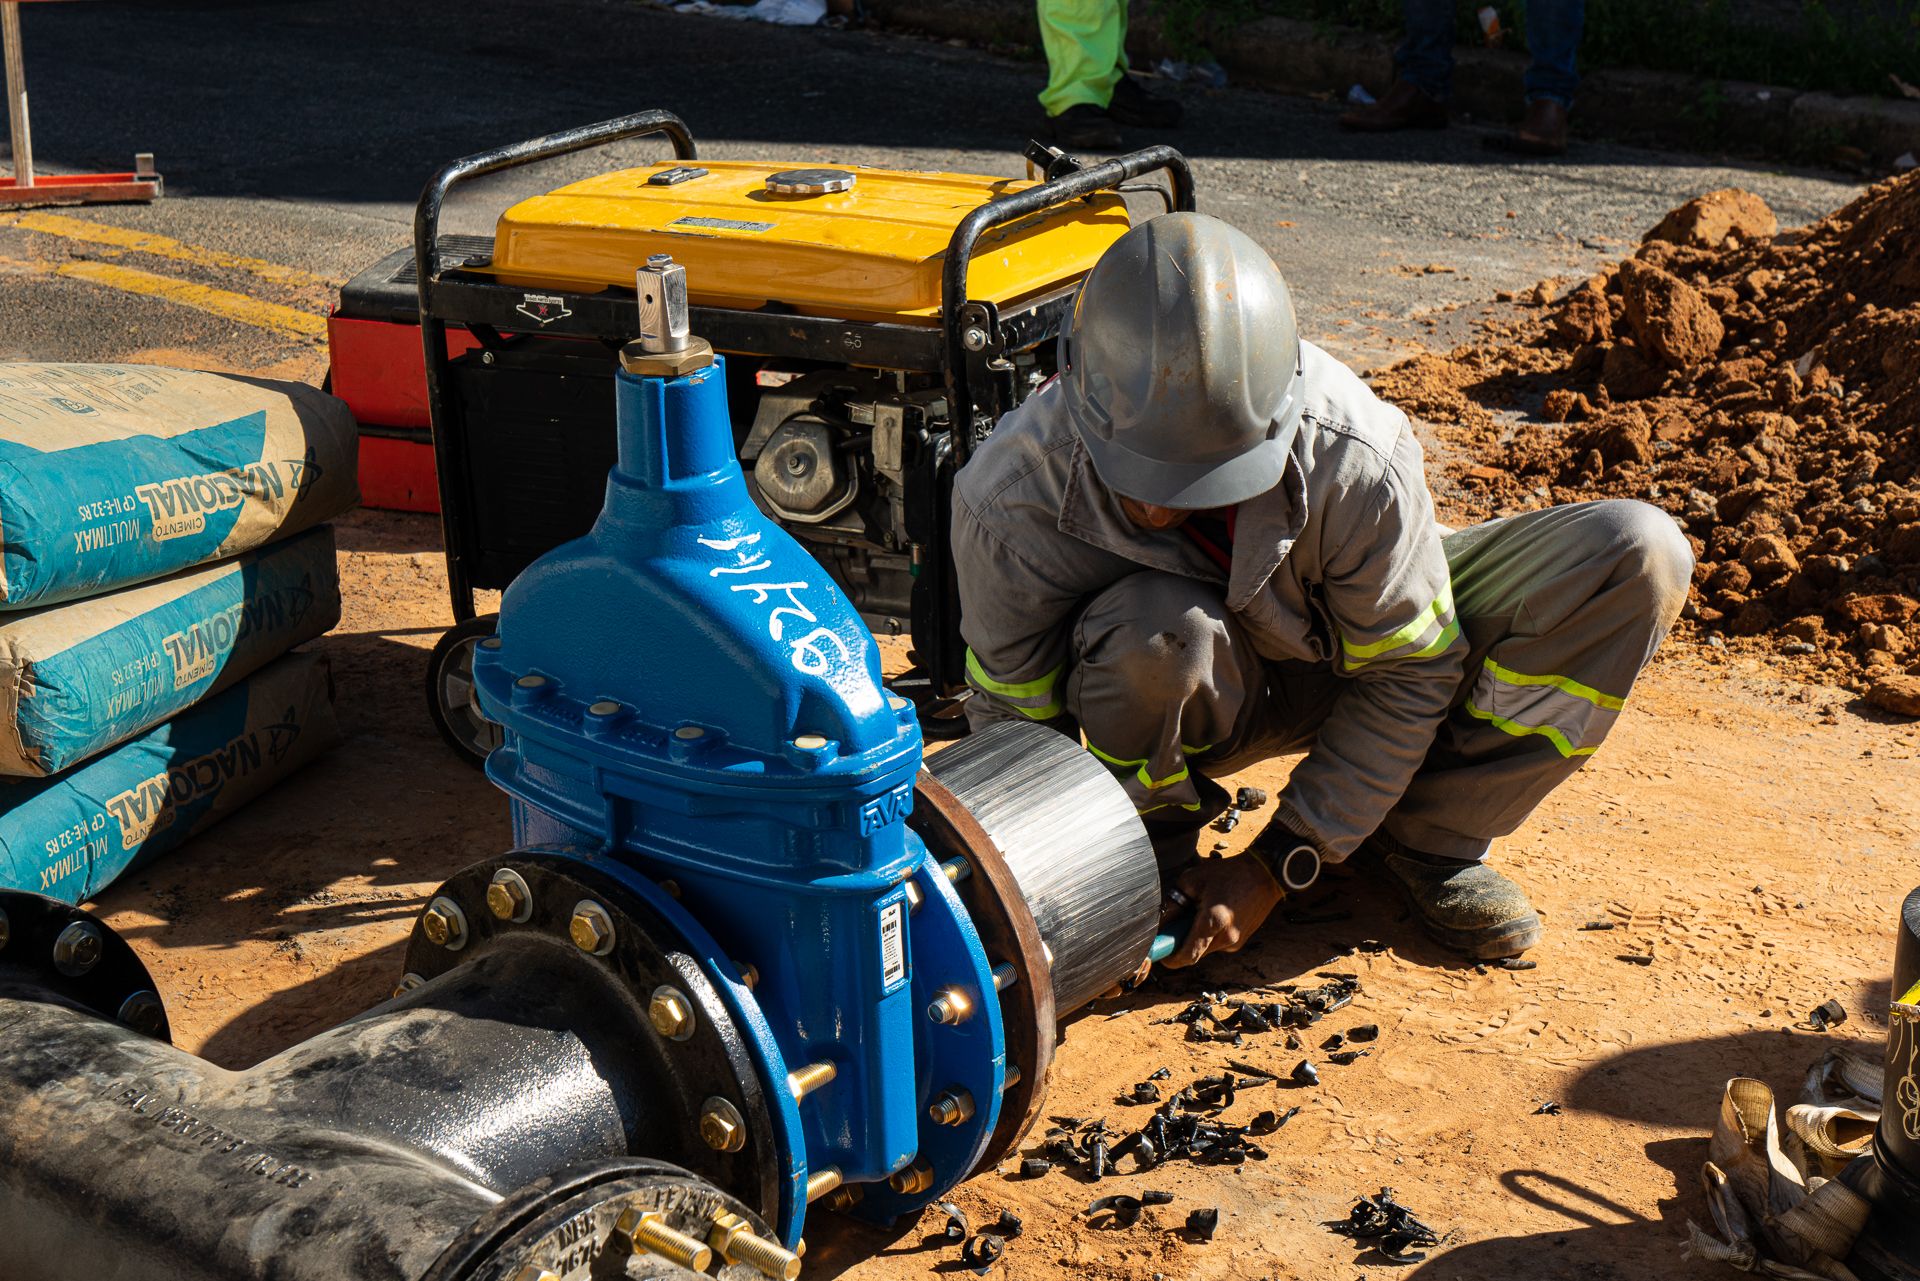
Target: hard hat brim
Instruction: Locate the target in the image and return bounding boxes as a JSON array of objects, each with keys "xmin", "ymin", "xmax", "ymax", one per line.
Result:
[{"xmin": 1078, "ymin": 398, "xmax": 1304, "ymax": 511}]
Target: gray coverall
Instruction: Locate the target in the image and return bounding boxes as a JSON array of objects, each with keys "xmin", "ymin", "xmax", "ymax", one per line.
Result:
[{"xmin": 952, "ymin": 340, "xmax": 1693, "ymax": 863}]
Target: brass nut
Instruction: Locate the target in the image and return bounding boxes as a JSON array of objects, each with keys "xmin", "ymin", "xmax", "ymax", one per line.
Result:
[
  {"xmin": 619, "ymin": 336, "xmax": 714, "ymax": 378},
  {"xmin": 485, "ymin": 869, "xmax": 531, "ymax": 923},
  {"xmin": 700, "ymin": 1097, "xmax": 747, "ymax": 1153},
  {"xmin": 569, "ymin": 901, "xmax": 615, "ymax": 956},
  {"xmin": 888, "ymin": 1160, "xmax": 934, "ymax": 1196},
  {"xmin": 926, "ymin": 987, "xmax": 973, "ymax": 1025},
  {"xmin": 420, "ymin": 897, "xmax": 468, "ymax": 950},
  {"xmin": 928, "ymin": 1087, "xmax": 976, "ymax": 1127},
  {"xmin": 708, "ymin": 1211, "xmax": 802, "ymax": 1280},
  {"xmin": 649, "ymin": 986, "xmax": 695, "ymax": 1041}
]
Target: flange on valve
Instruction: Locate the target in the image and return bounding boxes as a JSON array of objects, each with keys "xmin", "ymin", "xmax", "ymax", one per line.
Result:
[{"xmin": 465, "ymin": 253, "xmax": 1163, "ymax": 1249}]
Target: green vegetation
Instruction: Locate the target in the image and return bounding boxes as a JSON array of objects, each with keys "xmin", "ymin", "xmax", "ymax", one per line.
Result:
[{"xmin": 1146, "ymin": 0, "xmax": 1920, "ymax": 98}]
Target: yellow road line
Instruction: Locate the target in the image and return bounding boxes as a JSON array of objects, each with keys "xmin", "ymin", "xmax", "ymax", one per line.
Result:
[
  {"xmin": 56, "ymin": 260, "xmax": 327, "ymax": 340},
  {"xmin": 1, "ymin": 210, "xmax": 341, "ymax": 289}
]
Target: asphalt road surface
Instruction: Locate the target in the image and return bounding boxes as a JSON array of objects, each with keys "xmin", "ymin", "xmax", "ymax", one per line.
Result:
[{"xmin": 0, "ymin": 0, "xmax": 1863, "ymax": 378}]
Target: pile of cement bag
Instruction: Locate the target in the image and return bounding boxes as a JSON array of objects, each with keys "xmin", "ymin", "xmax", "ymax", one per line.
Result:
[{"xmin": 0, "ymin": 365, "xmax": 358, "ymax": 902}]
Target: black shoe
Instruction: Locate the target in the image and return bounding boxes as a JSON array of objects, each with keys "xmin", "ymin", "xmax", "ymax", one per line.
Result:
[
  {"xmin": 1358, "ymin": 832, "xmax": 1542, "ymax": 960},
  {"xmin": 1049, "ymin": 102, "xmax": 1122, "ymax": 150},
  {"xmin": 1108, "ymin": 75, "xmax": 1183, "ymax": 129}
]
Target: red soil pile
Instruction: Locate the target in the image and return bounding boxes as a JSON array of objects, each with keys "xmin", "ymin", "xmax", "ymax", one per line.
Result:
[{"xmin": 1372, "ymin": 178, "xmax": 1920, "ymax": 712}]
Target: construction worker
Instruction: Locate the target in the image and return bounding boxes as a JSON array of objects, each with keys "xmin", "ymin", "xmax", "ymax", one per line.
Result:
[
  {"xmin": 952, "ymin": 213, "xmax": 1691, "ymax": 964},
  {"xmin": 1036, "ymin": 0, "xmax": 1183, "ymax": 149}
]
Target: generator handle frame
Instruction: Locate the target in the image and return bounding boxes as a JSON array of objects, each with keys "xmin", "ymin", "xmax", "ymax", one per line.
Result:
[
  {"xmin": 413, "ymin": 109, "xmax": 698, "ymax": 621},
  {"xmin": 941, "ymin": 145, "xmax": 1195, "ymax": 467}
]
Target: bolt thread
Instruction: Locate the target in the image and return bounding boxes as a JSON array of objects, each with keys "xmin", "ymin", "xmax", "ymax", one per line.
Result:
[
  {"xmin": 720, "ymin": 1228, "xmax": 802, "ymax": 1280},
  {"xmin": 805, "ymin": 1167, "xmax": 843, "ymax": 1202},
  {"xmin": 632, "ymin": 1218, "xmax": 712, "ymax": 1273},
  {"xmin": 788, "ymin": 1060, "xmax": 837, "ymax": 1102}
]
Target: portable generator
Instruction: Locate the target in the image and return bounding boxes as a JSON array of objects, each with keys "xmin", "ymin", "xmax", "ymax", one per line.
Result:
[{"xmin": 324, "ymin": 110, "xmax": 1195, "ymax": 762}]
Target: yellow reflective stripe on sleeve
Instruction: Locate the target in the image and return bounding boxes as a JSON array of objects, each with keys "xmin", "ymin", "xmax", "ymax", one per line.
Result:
[
  {"xmin": 1899, "ymin": 977, "xmax": 1920, "ymax": 1005},
  {"xmin": 964, "ymin": 649, "xmax": 1062, "ymax": 719},
  {"xmin": 1341, "ymin": 583, "xmax": 1455, "ymax": 662},
  {"xmin": 1481, "ymin": 656, "xmax": 1626, "ymax": 710}
]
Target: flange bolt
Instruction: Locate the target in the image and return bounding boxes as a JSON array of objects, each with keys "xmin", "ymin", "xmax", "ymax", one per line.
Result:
[
  {"xmin": 420, "ymin": 897, "xmax": 468, "ymax": 951},
  {"xmin": 928, "ymin": 1087, "xmax": 976, "ymax": 1127},
  {"xmin": 485, "ymin": 869, "xmax": 532, "ymax": 922},
  {"xmin": 927, "ymin": 987, "xmax": 974, "ymax": 1025},
  {"xmin": 117, "ymin": 989, "xmax": 165, "ymax": 1036},
  {"xmin": 709, "ymin": 1211, "xmax": 802, "ymax": 1280},
  {"xmin": 888, "ymin": 1159, "xmax": 935, "ymax": 1196},
  {"xmin": 570, "ymin": 901, "xmax": 616, "ymax": 956},
  {"xmin": 649, "ymin": 986, "xmax": 695, "ymax": 1041},
  {"xmin": 805, "ymin": 1167, "xmax": 843, "ymax": 1202},
  {"xmin": 617, "ymin": 1208, "xmax": 711, "ymax": 1273},
  {"xmin": 52, "ymin": 921, "xmax": 104, "ymax": 976},
  {"xmin": 700, "ymin": 1097, "xmax": 747, "ymax": 1153},
  {"xmin": 788, "ymin": 1060, "xmax": 838, "ymax": 1102}
]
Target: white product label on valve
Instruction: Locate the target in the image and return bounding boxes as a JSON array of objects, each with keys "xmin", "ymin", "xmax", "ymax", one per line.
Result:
[{"xmin": 879, "ymin": 900, "xmax": 907, "ymax": 989}]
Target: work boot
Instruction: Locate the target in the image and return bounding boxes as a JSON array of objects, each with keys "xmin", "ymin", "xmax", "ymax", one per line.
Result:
[
  {"xmin": 1108, "ymin": 75, "xmax": 1183, "ymax": 129},
  {"xmin": 1358, "ymin": 832, "xmax": 1542, "ymax": 960},
  {"xmin": 1338, "ymin": 80, "xmax": 1447, "ymax": 132},
  {"xmin": 1049, "ymin": 103, "xmax": 1122, "ymax": 150},
  {"xmin": 1498, "ymin": 97, "xmax": 1570, "ymax": 156}
]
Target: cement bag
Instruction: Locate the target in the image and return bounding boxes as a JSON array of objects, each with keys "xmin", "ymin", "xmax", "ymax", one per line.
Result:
[
  {"xmin": 0, "ymin": 650, "xmax": 339, "ymax": 903},
  {"xmin": 0, "ymin": 524, "xmax": 340, "ymax": 777},
  {"xmin": 0, "ymin": 364, "xmax": 357, "ymax": 608}
]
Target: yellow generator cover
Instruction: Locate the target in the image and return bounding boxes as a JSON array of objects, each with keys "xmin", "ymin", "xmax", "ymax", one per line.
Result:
[{"xmin": 486, "ymin": 160, "xmax": 1131, "ymax": 325}]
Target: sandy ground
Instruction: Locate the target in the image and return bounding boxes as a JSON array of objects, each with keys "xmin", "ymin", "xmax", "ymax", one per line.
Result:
[{"xmin": 87, "ymin": 500, "xmax": 1917, "ymax": 1281}]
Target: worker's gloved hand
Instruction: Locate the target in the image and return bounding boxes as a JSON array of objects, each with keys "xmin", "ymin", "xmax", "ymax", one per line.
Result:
[{"xmin": 1159, "ymin": 853, "xmax": 1283, "ymax": 969}]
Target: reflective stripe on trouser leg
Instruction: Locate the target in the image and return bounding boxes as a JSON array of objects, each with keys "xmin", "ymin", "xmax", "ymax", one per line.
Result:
[
  {"xmin": 1066, "ymin": 571, "xmax": 1261, "ymax": 815},
  {"xmin": 1036, "ymin": 0, "xmax": 1128, "ymax": 115},
  {"xmin": 1384, "ymin": 500, "xmax": 1694, "ymax": 859}
]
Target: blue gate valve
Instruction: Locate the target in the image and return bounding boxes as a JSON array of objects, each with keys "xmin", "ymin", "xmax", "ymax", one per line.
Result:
[{"xmin": 469, "ymin": 255, "xmax": 1007, "ymax": 1246}]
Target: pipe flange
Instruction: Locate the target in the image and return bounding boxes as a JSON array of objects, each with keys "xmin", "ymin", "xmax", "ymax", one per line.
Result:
[
  {"xmin": 423, "ymin": 1157, "xmax": 775, "ymax": 1281},
  {"xmin": 908, "ymin": 774, "xmax": 1057, "ymax": 1170},
  {"xmin": 0, "ymin": 891, "xmax": 170, "ymax": 1043},
  {"xmin": 403, "ymin": 852, "xmax": 783, "ymax": 1230}
]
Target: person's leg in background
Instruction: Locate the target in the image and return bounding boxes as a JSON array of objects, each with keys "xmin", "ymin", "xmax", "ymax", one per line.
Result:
[
  {"xmin": 1507, "ymin": 0, "xmax": 1584, "ymax": 153},
  {"xmin": 1036, "ymin": 0, "xmax": 1181, "ymax": 149},
  {"xmin": 1340, "ymin": 0, "xmax": 1453, "ymax": 132},
  {"xmin": 1036, "ymin": 0, "xmax": 1127, "ymax": 148}
]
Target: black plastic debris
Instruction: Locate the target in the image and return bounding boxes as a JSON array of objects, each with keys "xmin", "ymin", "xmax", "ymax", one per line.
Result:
[
  {"xmin": 1141, "ymin": 1190, "xmax": 1175, "ymax": 1206},
  {"xmin": 1618, "ymin": 953, "xmax": 1655, "ymax": 966},
  {"xmin": 1348, "ymin": 1024, "xmax": 1379, "ymax": 1042},
  {"xmin": 1018, "ymin": 1157, "xmax": 1052, "ymax": 1178},
  {"xmin": 1807, "ymin": 999, "xmax": 1848, "ymax": 1031},
  {"xmin": 1224, "ymin": 1059, "xmax": 1276, "ymax": 1081},
  {"xmin": 1087, "ymin": 1194, "xmax": 1144, "ymax": 1228},
  {"xmin": 1148, "ymin": 1066, "xmax": 1172, "ymax": 1081},
  {"xmin": 1580, "ymin": 920, "xmax": 1616, "ymax": 931},
  {"xmin": 1322, "ymin": 1033, "xmax": 1347, "ymax": 1052},
  {"xmin": 934, "ymin": 1202, "xmax": 969, "ymax": 1241},
  {"xmin": 1533, "ymin": 1101, "xmax": 1563, "ymax": 1116},
  {"xmin": 992, "ymin": 1211, "xmax": 1023, "ymax": 1239},
  {"xmin": 1186, "ymin": 1207, "xmax": 1219, "ymax": 1240},
  {"xmin": 1248, "ymin": 1106, "xmax": 1298, "ymax": 1135},
  {"xmin": 1290, "ymin": 1060, "xmax": 1320, "ymax": 1087},
  {"xmin": 961, "ymin": 1232, "xmax": 1005, "ymax": 1272},
  {"xmin": 1328, "ymin": 1187, "xmax": 1442, "ymax": 1264},
  {"xmin": 1130, "ymin": 1081, "xmax": 1162, "ymax": 1104},
  {"xmin": 1327, "ymin": 1049, "xmax": 1370, "ymax": 1066},
  {"xmin": 1235, "ymin": 787, "xmax": 1268, "ymax": 810},
  {"xmin": 1498, "ymin": 957, "xmax": 1537, "ymax": 970}
]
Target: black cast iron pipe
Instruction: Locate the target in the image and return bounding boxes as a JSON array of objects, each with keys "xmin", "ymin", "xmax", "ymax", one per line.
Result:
[{"xmin": 0, "ymin": 887, "xmax": 772, "ymax": 1281}]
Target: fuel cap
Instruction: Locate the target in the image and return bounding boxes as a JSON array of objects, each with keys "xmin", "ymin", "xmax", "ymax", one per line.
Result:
[{"xmin": 764, "ymin": 168, "xmax": 856, "ymax": 196}]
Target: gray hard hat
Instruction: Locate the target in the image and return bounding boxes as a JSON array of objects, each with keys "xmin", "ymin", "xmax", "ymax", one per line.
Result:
[{"xmin": 1059, "ymin": 212, "xmax": 1304, "ymax": 510}]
